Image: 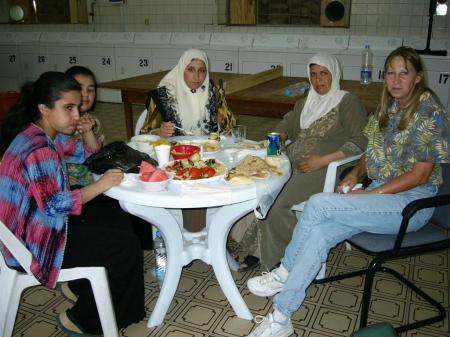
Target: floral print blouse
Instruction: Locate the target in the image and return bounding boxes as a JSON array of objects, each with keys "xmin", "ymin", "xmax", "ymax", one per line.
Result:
[{"xmin": 364, "ymin": 91, "xmax": 450, "ymax": 186}]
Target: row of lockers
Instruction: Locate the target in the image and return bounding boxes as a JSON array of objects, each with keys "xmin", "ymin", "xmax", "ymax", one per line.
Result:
[{"xmin": 0, "ymin": 31, "xmax": 449, "ymax": 110}]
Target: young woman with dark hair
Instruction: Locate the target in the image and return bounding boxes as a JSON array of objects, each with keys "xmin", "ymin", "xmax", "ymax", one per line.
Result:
[{"xmin": 0, "ymin": 72, "xmax": 145, "ymax": 335}]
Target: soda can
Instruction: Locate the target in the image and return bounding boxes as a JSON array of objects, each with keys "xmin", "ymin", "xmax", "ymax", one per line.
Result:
[{"xmin": 267, "ymin": 132, "xmax": 281, "ymax": 156}]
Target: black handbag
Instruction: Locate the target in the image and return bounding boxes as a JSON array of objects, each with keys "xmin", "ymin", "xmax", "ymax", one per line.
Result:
[{"xmin": 83, "ymin": 141, "xmax": 158, "ymax": 174}]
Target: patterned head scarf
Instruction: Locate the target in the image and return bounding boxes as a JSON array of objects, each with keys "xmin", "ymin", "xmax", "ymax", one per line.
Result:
[{"xmin": 158, "ymin": 49, "xmax": 210, "ymax": 135}]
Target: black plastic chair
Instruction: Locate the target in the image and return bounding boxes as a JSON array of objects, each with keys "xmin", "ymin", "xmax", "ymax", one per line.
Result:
[{"xmin": 315, "ymin": 163, "xmax": 450, "ymax": 334}]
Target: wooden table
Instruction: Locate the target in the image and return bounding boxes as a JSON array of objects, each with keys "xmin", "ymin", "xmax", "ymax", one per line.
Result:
[
  {"xmin": 99, "ymin": 70, "xmax": 383, "ymax": 139},
  {"xmin": 226, "ymin": 76, "xmax": 383, "ymax": 118}
]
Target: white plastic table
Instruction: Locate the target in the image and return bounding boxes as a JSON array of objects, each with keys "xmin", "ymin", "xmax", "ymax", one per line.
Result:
[{"xmin": 104, "ymin": 139, "xmax": 291, "ymax": 327}]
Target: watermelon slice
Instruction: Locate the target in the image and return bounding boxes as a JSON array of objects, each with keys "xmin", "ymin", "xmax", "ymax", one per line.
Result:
[
  {"xmin": 147, "ymin": 169, "xmax": 168, "ymax": 182},
  {"xmin": 140, "ymin": 172, "xmax": 152, "ymax": 182},
  {"xmin": 139, "ymin": 161, "xmax": 156, "ymax": 175}
]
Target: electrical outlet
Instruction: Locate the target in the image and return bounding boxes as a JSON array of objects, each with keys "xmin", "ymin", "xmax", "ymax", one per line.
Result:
[{"xmin": 144, "ymin": 18, "xmax": 150, "ymax": 25}]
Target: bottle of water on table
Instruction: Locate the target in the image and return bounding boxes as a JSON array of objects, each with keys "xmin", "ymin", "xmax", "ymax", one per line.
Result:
[
  {"xmin": 154, "ymin": 230, "xmax": 166, "ymax": 288},
  {"xmin": 285, "ymin": 81, "xmax": 310, "ymax": 97},
  {"xmin": 360, "ymin": 44, "xmax": 373, "ymax": 85}
]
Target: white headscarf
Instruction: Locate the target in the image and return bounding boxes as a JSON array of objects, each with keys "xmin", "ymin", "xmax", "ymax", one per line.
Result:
[
  {"xmin": 300, "ymin": 53, "xmax": 347, "ymax": 129},
  {"xmin": 158, "ymin": 49, "xmax": 210, "ymax": 135}
]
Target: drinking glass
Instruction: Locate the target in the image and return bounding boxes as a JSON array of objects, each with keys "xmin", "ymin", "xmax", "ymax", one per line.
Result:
[{"xmin": 232, "ymin": 125, "xmax": 247, "ymax": 143}]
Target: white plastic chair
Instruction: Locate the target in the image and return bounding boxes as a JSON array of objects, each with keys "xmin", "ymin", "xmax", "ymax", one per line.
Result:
[
  {"xmin": 0, "ymin": 220, "xmax": 119, "ymax": 337},
  {"xmin": 291, "ymin": 154, "xmax": 363, "ymax": 279},
  {"xmin": 134, "ymin": 109, "xmax": 148, "ymax": 136}
]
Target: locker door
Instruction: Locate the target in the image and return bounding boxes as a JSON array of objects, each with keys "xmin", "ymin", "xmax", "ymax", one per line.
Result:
[
  {"xmin": 19, "ymin": 44, "xmax": 50, "ymax": 81},
  {"xmin": 426, "ymin": 70, "xmax": 450, "ymax": 108},
  {"xmin": 0, "ymin": 44, "xmax": 22, "ymax": 90},
  {"xmin": 152, "ymin": 48, "xmax": 183, "ymax": 72},
  {"xmin": 78, "ymin": 46, "xmax": 120, "ymax": 102},
  {"xmin": 422, "ymin": 56, "xmax": 450, "ymax": 109},
  {"xmin": 204, "ymin": 49, "xmax": 238, "ymax": 73},
  {"xmin": 287, "ymin": 52, "xmax": 314, "ymax": 77},
  {"xmin": 239, "ymin": 50, "xmax": 287, "ymax": 75},
  {"xmin": 47, "ymin": 45, "xmax": 80, "ymax": 72},
  {"xmin": 115, "ymin": 47, "xmax": 152, "ymax": 80}
]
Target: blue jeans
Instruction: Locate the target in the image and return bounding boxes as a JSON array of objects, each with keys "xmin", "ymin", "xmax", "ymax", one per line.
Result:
[{"xmin": 273, "ymin": 181, "xmax": 437, "ymax": 318}]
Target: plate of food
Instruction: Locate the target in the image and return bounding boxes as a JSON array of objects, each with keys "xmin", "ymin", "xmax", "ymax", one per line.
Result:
[
  {"xmin": 225, "ymin": 155, "xmax": 276, "ymax": 184},
  {"xmin": 163, "ymin": 153, "xmax": 228, "ymax": 184},
  {"xmin": 129, "ymin": 135, "xmax": 173, "ymax": 153},
  {"xmin": 176, "ymin": 139, "xmax": 221, "ymax": 153}
]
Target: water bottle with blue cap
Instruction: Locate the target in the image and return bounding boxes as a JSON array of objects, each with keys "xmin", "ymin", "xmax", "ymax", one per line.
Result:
[{"xmin": 285, "ymin": 81, "xmax": 310, "ymax": 97}]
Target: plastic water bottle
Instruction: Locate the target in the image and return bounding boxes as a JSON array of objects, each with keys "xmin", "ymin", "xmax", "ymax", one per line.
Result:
[
  {"xmin": 285, "ymin": 81, "xmax": 310, "ymax": 97},
  {"xmin": 154, "ymin": 230, "xmax": 166, "ymax": 288},
  {"xmin": 360, "ymin": 44, "xmax": 373, "ymax": 85}
]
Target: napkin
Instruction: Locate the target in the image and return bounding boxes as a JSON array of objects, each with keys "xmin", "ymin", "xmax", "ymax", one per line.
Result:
[{"xmin": 254, "ymin": 180, "xmax": 274, "ymax": 219}]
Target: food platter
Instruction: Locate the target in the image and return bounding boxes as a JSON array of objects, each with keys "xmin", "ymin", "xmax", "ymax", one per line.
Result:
[{"xmin": 163, "ymin": 157, "xmax": 228, "ymax": 184}]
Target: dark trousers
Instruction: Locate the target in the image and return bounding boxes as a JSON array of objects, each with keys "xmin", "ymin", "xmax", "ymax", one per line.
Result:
[
  {"xmin": 63, "ymin": 207, "xmax": 146, "ymax": 333},
  {"xmin": 70, "ymin": 187, "xmax": 153, "ymax": 250}
]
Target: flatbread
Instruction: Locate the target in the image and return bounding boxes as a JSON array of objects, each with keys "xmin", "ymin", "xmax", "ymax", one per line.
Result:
[
  {"xmin": 227, "ymin": 174, "xmax": 255, "ymax": 185},
  {"xmin": 264, "ymin": 156, "xmax": 284, "ymax": 175},
  {"xmin": 229, "ymin": 155, "xmax": 272, "ymax": 180},
  {"xmin": 239, "ymin": 141, "xmax": 265, "ymax": 150}
]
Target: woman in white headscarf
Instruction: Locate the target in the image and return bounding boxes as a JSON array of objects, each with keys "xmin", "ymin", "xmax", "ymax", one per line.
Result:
[
  {"xmin": 236, "ymin": 53, "xmax": 368, "ymax": 271},
  {"xmin": 139, "ymin": 49, "xmax": 235, "ymax": 137}
]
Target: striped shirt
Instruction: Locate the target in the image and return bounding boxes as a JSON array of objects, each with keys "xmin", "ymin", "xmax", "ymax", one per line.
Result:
[{"xmin": 0, "ymin": 124, "xmax": 100, "ymax": 287}]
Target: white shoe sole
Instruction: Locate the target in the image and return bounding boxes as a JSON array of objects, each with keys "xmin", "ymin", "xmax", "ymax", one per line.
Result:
[{"xmin": 247, "ymin": 283, "xmax": 283, "ymax": 297}]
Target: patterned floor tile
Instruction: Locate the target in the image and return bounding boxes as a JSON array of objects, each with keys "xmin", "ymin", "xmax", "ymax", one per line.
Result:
[
  {"xmin": 173, "ymin": 301, "xmax": 224, "ymax": 331},
  {"xmin": 312, "ymin": 306, "xmax": 358, "ymax": 336}
]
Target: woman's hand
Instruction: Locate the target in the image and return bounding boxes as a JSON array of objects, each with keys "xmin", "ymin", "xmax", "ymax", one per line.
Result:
[
  {"xmin": 296, "ymin": 154, "xmax": 326, "ymax": 173},
  {"xmin": 337, "ymin": 174, "xmax": 359, "ymax": 193},
  {"xmin": 76, "ymin": 115, "xmax": 96, "ymax": 134},
  {"xmin": 80, "ymin": 169, "xmax": 124, "ymax": 204},
  {"xmin": 159, "ymin": 122, "xmax": 175, "ymax": 137},
  {"xmin": 98, "ymin": 169, "xmax": 124, "ymax": 190}
]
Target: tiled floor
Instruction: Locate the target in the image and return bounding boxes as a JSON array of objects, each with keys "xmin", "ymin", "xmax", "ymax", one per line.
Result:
[{"xmin": 11, "ymin": 103, "xmax": 450, "ymax": 337}]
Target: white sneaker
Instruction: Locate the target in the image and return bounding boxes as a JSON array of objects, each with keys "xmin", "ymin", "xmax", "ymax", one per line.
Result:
[
  {"xmin": 247, "ymin": 313, "xmax": 294, "ymax": 337},
  {"xmin": 247, "ymin": 270, "xmax": 285, "ymax": 297}
]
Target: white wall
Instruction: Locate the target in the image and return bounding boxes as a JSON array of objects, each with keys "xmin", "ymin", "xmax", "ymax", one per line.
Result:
[{"xmin": 0, "ymin": 0, "xmax": 449, "ymax": 40}]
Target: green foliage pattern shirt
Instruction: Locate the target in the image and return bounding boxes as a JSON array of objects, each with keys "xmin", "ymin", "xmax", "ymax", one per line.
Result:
[{"xmin": 364, "ymin": 91, "xmax": 450, "ymax": 186}]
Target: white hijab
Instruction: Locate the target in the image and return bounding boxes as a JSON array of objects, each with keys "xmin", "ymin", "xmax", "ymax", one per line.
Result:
[
  {"xmin": 158, "ymin": 49, "xmax": 210, "ymax": 135},
  {"xmin": 300, "ymin": 53, "xmax": 347, "ymax": 129}
]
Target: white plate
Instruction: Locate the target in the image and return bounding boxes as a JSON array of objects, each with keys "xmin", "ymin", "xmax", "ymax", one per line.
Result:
[
  {"xmin": 163, "ymin": 158, "xmax": 228, "ymax": 184},
  {"xmin": 129, "ymin": 134, "xmax": 161, "ymax": 153},
  {"xmin": 130, "ymin": 134, "xmax": 160, "ymax": 143},
  {"xmin": 176, "ymin": 139, "xmax": 221, "ymax": 153}
]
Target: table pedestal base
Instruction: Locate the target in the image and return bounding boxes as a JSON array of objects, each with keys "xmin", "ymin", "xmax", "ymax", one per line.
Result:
[{"xmin": 120, "ymin": 200, "xmax": 255, "ymax": 327}]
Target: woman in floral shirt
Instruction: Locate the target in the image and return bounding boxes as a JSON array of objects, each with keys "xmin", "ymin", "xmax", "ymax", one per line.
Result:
[{"xmin": 244, "ymin": 46, "xmax": 449, "ymax": 337}]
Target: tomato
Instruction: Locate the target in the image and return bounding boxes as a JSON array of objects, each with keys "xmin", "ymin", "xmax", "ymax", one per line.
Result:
[
  {"xmin": 176, "ymin": 167, "xmax": 189, "ymax": 177},
  {"xmin": 201, "ymin": 166, "xmax": 216, "ymax": 178},
  {"xmin": 189, "ymin": 167, "xmax": 202, "ymax": 179}
]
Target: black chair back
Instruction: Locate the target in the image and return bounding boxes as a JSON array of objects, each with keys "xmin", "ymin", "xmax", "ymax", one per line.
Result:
[{"xmin": 431, "ymin": 163, "xmax": 450, "ymax": 229}]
